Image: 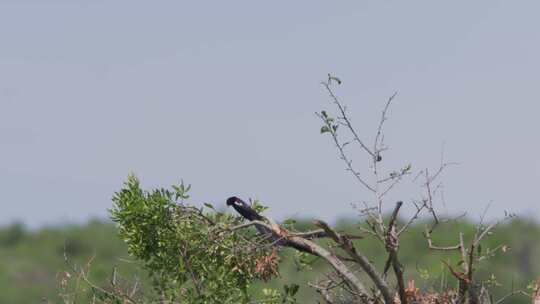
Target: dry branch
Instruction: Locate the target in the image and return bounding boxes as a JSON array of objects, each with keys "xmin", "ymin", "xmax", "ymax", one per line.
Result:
[{"xmin": 230, "ymin": 217, "xmax": 371, "ymax": 300}]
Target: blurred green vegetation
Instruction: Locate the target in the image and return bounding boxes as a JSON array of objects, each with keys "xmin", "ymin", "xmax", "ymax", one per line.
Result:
[
  {"xmin": 0, "ymin": 220, "xmax": 150, "ymax": 303},
  {"xmin": 0, "ymin": 217, "xmax": 538, "ymax": 303}
]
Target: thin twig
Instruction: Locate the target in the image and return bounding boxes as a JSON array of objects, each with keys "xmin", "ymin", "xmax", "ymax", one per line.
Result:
[{"xmin": 321, "ymin": 81, "xmax": 375, "ymax": 158}]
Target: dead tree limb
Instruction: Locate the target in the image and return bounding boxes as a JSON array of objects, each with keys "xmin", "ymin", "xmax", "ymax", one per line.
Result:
[
  {"xmin": 314, "ymin": 219, "xmax": 393, "ymax": 304},
  {"xmin": 228, "ymin": 217, "xmax": 370, "ymax": 301}
]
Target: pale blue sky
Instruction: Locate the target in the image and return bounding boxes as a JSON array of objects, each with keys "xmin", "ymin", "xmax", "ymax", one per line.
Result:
[{"xmin": 1, "ymin": 1, "xmax": 539, "ymax": 227}]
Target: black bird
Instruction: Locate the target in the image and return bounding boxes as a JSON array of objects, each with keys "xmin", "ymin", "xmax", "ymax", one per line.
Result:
[
  {"xmin": 226, "ymin": 196, "xmax": 274, "ymax": 239},
  {"xmin": 226, "ymin": 196, "xmax": 264, "ymax": 221},
  {"xmin": 226, "ymin": 196, "xmax": 316, "ymax": 255}
]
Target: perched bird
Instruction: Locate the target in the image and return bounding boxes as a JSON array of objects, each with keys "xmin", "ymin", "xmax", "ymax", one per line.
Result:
[
  {"xmin": 226, "ymin": 196, "xmax": 316, "ymax": 255},
  {"xmin": 226, "ymin": 196, "xmax": 264, "ymax": 221}
]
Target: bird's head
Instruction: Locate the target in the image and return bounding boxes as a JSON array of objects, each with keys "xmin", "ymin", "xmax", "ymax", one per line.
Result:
[{"xmin": 226, "ymin": 196, "xmax": 239, "ymax": 206}]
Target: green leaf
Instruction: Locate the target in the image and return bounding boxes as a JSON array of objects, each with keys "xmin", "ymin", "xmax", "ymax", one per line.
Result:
[
  {"xmin": 320, "ymin": 126, "xmax": 330, "ymax": 134},
  {"xmin": 282, "ymin": 219, "xmax": 296, "ymax": 226},
  {"xmin": 402, "ymin": 163, "xmax": 412, "ymax": 173}
]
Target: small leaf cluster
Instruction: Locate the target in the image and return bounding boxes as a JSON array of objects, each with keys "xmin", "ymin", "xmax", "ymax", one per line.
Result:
[
  {"xmin": 262, "ymin": 284, "xmax": 299, "ymax": 304},
  {"xmin": 319, "ymin": 110, "xmax": 339, "ymax": 135}
]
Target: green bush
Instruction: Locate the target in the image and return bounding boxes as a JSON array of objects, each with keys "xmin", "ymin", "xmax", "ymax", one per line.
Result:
[{"xmin": 109, "ymin": 174, "xmax": 298, "ymax": 303}]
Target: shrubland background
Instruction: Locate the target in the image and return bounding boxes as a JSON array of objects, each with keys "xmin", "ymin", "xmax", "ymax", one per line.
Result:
[{"xmin": 1, "ymin": 216, "xmax": 538, "ymax": 303}]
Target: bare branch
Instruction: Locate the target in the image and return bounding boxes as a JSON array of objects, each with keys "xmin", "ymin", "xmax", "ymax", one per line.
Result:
[
  {"xmin": 494, "ymin": 289, "xmax": 529, "ymax": 304},
  {"xmin": 321, "ymin": 81, "xmax": 375, "ymax": 159},
  {"xmin": 308, "ymin": 281, "xmax": 336, "ymax": 304},
  {"xmin": 317, "ymin": 111, "xmax": 376, "ymax": 193},
  {"xmin": 290, "ymin": 228, "xmax": 364, "ymax": 240},
  {"xmin": 382, "ymin": 202, "xmax": 407, "ymax": 304},
  {"xmin": 397, "ymin": 200, "xmax": 426, "ymax": 236},
  {"xmin": 374, "ymin": 91, "xmax": 398, "ymax": 157},
  {"xmin": 229, "ymin": 217, "xmax": 371, "ymax": 299},
  {"xmin": 314, "ymin": 219, "xmax": 393, "ymax": 304},
  {"xmin": 424, "ymin": 225, "xmax": 461, "ymax": 251}
]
